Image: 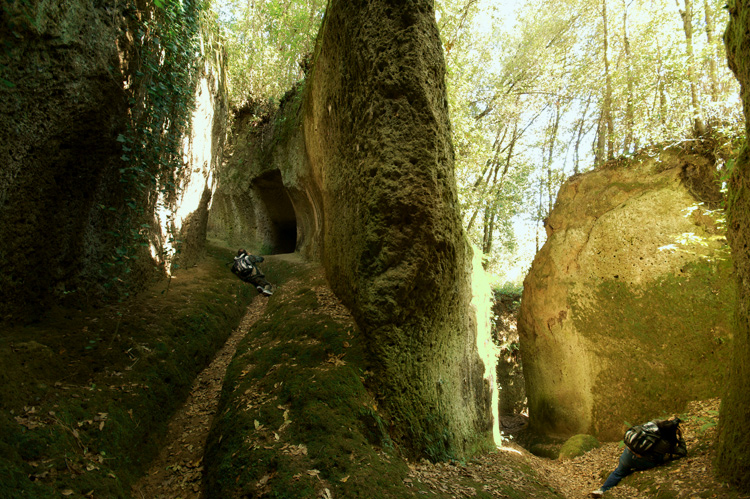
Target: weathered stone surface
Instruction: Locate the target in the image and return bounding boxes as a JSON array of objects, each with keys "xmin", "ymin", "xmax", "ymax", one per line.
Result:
[
  {"xmin": 718, "ymin": 1, "xmax": 750, "ymax": 491},
  {"xmin": 209, "ymin": 0, "xmax": 496, "ymax": 460},
  {"xmin": 0, "ymin": 1, "xmax": 133, "ymax": 319},
  {"xmin": 0, "ymin": 1, "xmax": 225, "ymax": 321},
  {"xmin": 519, "ymin": 148, "xmax": 735, "ymax": 440},
  {"xmin": 303, "ymin": 0, "xmax": 494, "ymax": 460}
]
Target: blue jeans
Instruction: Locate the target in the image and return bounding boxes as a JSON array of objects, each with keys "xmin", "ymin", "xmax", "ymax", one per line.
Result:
[{"xmin": 601, "ymin": 448, "xmax": 662, "ymax": 492}]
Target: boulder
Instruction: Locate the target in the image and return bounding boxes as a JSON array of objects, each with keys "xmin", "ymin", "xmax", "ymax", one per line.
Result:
[
  {"xmin": 558, "ymin": 434, "xmax": 600, "ymax": 461},
  {"xmin": 519, "ymin": 147, "xmax": 735, "ymax": 440}
]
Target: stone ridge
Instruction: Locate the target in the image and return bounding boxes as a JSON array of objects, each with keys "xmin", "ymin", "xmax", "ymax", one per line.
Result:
[{"xmin": 301, "ymin": 0, "xmax": 494, "ymax": 460}]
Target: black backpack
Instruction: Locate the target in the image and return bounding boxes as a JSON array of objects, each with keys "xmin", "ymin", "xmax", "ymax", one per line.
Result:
[
  {"xmin": 624, "ymin": 421, "xmax": 663, "ymax": 456},
  {"xmin": 231, "ymin": 256, "xmax": 254, "ymax": 279}
]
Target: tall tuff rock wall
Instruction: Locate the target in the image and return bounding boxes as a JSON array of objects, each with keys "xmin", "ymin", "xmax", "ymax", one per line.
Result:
[
  {"xmin": 518, "ymin": 148, "xmax": 735, "ymax": 440},
  {"xmin": 304, "ymin": 0, "xmax": 493, "ymax": 459},
  {"xmin": 719, "ymin": 1, "xmax": 750, "ymax": 490},
  {"xmin": 210, "ymin": 0, "xmax": 496, "ymax": 459},
  {"xmin": 0, "ymin": 0, "xmax": 226, "ymax": 322},
  {"xmin": 1, "ymin": 1, "xmax": 133, "ymax": 320}
]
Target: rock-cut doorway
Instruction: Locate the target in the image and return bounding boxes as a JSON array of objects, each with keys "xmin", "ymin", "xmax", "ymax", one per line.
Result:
[{"xmin": 255, "ymin": 170, "xmax": 297, "ymax": 254}]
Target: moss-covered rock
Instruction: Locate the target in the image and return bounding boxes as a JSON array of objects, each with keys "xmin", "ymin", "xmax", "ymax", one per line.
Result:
[
  {"xmin": 209, "ymin": 0, "xmax": 496, "ymax": 460},
  {"xmin": 717, "ymin": 1, "xmax": 750, "ymax": 491},
  {"xmin": 558, "ymin": 434, "xmax": 600, "ymax": 461},
  {"xmin": 518, "ymin": 145, "xmax": 735, "ymax": 441},
  {"xmin": 0, "ymin": 243, "xmax": 256, "ymax": 497},
  {"xmin": 303, "ymin": 0, "xmax": 494, "ymax": 460}
]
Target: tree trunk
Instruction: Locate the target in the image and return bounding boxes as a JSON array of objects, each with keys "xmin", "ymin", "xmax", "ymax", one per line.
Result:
[
  {"xmin": 602, "ymin": 0, "xmax": 615, "ymax": 159},
  {"xmin": 595, "ymin": 111, "xmax": 606, "ymax": 166},
  {"xmin": 677, "ymin": 0, "xmax": 706, "ymax": 135},
  {"xmin": 573, "ymin": 94, "xmax": 592, "ymax": 174},
  {"xmin": 704, "ymin": 0, "xmax": 719, "ymax": 102},
  {"xmin": 622, "ymin": 0, "xmax": 635, "ymax": 153},
  {"xmin": 546, "ymin": 103, "xmax": 561, "ymax": 212}
]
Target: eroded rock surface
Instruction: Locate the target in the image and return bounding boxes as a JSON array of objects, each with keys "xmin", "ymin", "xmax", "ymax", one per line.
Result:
[
  {"xmin": 519, "ymin": 147, "xmax": 735, "ymax": 440},
  {"xmin": 209, "ymin": 0, "xmax": 496, "ymax": 459},
  {"xmin": 717, "ymin": 1, "xmax": 750, "ymax": 491}
]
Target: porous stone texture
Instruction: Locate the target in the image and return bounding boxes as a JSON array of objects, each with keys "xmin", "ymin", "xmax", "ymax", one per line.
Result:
[
  {"xmin": 207, "ymin": 95, "xmax": 322, "ymax": 259},
  {"xmin": 0, "ymin": 1, "xmax": 225, "ymax": 321},
  {"xmin": 210, "ymin": 1, "xmax": 497, "ymax": 459},
  {"xmin": 0, "ymin": 1, "xmax": 133, "ymax": 319},
  {"xmin": 518, "ymin": 148, "xmax": 735, "ymax": 441},
  {"xmin": 303, "ymin": 0, "xmax": 494, "ymax": 460},
  {"xmin": 718, "ymin": 1, "xmax": 750, "ymax": 491}
]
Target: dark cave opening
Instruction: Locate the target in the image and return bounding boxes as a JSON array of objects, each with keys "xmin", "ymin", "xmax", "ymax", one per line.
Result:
[{"xmin": 255, "ymin": 170, "xmax": 298, "ymax": 254}]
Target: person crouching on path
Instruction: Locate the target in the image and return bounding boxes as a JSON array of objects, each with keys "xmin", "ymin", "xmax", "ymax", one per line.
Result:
[
  {"xmin": 591, "ymin": 417, "xmax": 687, "ymax": 497},
  {"xmin": 232, "ymin": 249, "xmax": 273, "ymax": 296}
]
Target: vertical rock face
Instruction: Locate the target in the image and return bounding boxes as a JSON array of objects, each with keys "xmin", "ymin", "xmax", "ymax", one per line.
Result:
[
  {"xmin": 518, "ymin": 150, "xmax": 735, "ymax": 440},
  {"xmin": 302, "ymin": 0, "xmax": 494, "ymax": 459},
  {"xmin": 0, "ymin": 1, "xmax": 132, "ymax": 319},
  {"xmin": 0, "ymin": 1, "xmax": 226, "ymax": 321},
  {"xmin": 718, "ymin": 1, "xmax": 750, "ymax": 490},
  {"xmin": 207, "ymin": 96, "xmax": 323, "ymax": 259}
]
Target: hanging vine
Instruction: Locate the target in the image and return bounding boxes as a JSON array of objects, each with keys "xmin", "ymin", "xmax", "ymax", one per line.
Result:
[{"xmin": 106, "ymin": 0, "xmax": 209, "ymax": 293}]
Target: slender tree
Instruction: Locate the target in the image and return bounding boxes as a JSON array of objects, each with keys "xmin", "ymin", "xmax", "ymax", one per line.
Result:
[
  {"xmin": 676, "ymin": 0, "xmax": 706, "ymax": 134},
  {"xmin": 622, "ymin": 0, "xmax": 635, "ymax": 153}
]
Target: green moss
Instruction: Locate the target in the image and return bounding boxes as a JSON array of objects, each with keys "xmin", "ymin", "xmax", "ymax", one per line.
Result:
[
  {"xmin": 0, "ymin": 243, "xmax": 255, "ymax": 497},
  {"xmin": 571, "ymin": 257, "xmax": 736, "ymax": 438},
  {"xmin": 558, "ymin": 434, "xmax": 600, "ymax": 460},
  {"xmin": 203, "ymin": 261, "xmax": 428, "ymax": 498}
]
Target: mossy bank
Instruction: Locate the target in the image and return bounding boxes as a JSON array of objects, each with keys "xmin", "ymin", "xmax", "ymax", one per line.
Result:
[{"xmin": 0, "ymin": 244, "xmax": 255, "ymax": 497}]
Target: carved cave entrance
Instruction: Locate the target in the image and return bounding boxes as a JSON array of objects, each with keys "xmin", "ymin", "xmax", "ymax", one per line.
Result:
[{"xmin": 255, "ymin": 170, "xmax": 297, "ymax": 254}]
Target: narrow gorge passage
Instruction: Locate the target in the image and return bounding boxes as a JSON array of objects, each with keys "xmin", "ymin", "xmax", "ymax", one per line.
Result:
[{"xmin": 131, "ymin": 297, "xmax": 268, "ymax": 499}]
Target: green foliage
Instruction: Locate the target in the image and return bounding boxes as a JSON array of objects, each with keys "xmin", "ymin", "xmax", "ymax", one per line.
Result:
[
  {"xmin": 105, "ymin": 0, "xmax": 213, "ymax": 295},
  {"xmin": 435, "ymin": 0, "xmax": 742, "ymax": 274},
  {"xmin": 493, "ymin": 281, "xmax": 523, "ymax": 298},
  {"xmin": 214, "ymin": 0, "xmax": 325, "ymax": 107}
]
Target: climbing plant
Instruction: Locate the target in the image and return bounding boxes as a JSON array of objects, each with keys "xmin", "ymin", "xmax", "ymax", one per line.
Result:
[{"xmin": 108, "ymin": 0, "xmax": 210, "ymax": 295}]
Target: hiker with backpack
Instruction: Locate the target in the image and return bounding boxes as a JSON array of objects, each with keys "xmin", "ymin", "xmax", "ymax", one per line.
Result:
[
  {"xmin": 232, "ymin": 249, "xmax": 273, "ymax": 296},
  {"xmin": 590, "ymin": 417, "xmax": 687, "ymax": 498}
]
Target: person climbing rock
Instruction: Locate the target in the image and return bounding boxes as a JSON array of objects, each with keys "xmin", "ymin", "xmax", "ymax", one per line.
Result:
[
  {"xmin": 590, "ymin": 417, "xmax": 687, "ymax": 497},
  {"xmin": 231, "ymin": 249, "xmax": 273, "ymax": 296}
]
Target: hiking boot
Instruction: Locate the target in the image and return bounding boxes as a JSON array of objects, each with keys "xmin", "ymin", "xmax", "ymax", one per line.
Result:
[
  {"xmin": 590, "ymin": 489, "xmax": 604, "ymax": 498},
  {"xmin": 256, "ymin": 286, "xmax": 264, "ymax": 294},
  {"xmin": 262, "ymin": 285, "xmax": 273, "ymax": 296}
]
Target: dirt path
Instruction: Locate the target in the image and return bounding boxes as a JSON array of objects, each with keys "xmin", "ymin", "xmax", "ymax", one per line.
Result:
[
  {"xmin": 131, "ymin": 297, "xmax": 268, "ymax": 499},
  {"xmin": 407, "ymin": 399, "xmax": 749, "ymax": 499}
]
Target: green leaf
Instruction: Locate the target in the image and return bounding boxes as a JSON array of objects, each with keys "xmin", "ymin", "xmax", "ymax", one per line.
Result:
[{"xmin": 1, "ymin": 78, "xmax": 16, "ymax": 88}]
